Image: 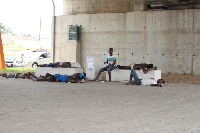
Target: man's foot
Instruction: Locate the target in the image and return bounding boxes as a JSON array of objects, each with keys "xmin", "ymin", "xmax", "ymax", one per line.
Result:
[
  {"xmin": 127, "ymin": 82, "xmax": 133, "ymax": 85},
  {"xmin": 93, "ymin": 78, "xmax": 98, "ymax": 81}
]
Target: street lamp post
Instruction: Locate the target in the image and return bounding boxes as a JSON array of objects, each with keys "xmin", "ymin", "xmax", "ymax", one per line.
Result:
[{"xmin": 52, "ymin": 0, "xmax": 55, "ymax": 63}]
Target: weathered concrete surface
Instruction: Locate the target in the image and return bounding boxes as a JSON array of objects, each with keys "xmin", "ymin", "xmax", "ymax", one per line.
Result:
[
  {"xmin": 1, "ymin": 77, "xmax": 200, "ymax": 132},
  {"xmin": 54, "ymin": 9, "xmax": 200, "ymax": 75},
  {"xmin": 63, "ymin": 0, "xmax": 146, "ymax": 15}
]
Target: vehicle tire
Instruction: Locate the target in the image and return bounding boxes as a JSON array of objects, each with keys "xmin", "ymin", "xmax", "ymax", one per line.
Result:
[{"xmin": 32, "ymin": 62, "xmax": 38, "ymax": 68}]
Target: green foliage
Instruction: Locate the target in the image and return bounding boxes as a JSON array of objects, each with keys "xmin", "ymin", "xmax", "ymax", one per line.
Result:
[
  {"xmin": 0, "ymin": 23, "xmax": 32, "ymax": 36},
  {"xmin": 0, "ymin": 23, "xmax": 12, "ymax": 34},
  {"xmin": 20, "ymin": 32, "xmax": 32, "ymax": 37},
  {"xmin": 11, "ymin": 33, "xmax": 17, "ymax": 36},
  {"xmin": 0, "ymin": 67, "xmax": 35, "ymax": 74}
]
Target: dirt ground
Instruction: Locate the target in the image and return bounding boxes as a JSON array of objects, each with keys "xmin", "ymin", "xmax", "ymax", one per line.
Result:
[
  {"xmin": 1, "ymin": 76, "xmax": 200, "ymax": 132},
  {"xmin": 1, "ymin": 72, "xmax": 199, "ymax": 85},
  {"xmin": 102, "ymin": 72, "xmax": 200, "ymax": 85},
  {"xmin": 162, "ymin": 73, "xmax": 200, "ymax": 85}
]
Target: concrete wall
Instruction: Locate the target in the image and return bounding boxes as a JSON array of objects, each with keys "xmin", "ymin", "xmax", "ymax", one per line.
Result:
[
  {"xmin": 63, "ymin": 0, "xmax": 147, "ymax": 15},
  {"xmin": 54, "ymin": 9, "xmax": 200, "ymax": 74},
  {"xmin": 53, "ymin": 16, "xmax": 81, "ymax": 63}
]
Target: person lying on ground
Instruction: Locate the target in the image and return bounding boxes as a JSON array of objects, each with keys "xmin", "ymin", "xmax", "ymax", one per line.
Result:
[
  {"xmin": 15, "ymin": 73, "xmax": 24, "ymax": 79},
  {"xmin": 150, "ymin": 79, "xmax": 165, "ymax": 87},
  {"xmin": 38, "ymin": 62, "xmax": 71, "ymax": 68},
  {"xmin": 30, "ymin": 73, "xmax": 52, "ymax": 81},
  {"xmin": 128, "ymin": 63, "xmax": 153, "ymax": 85},
  {"xmin": 1, "ymin": 73, "xmax": 15, "ymax": 78},
  {"xmin": 30, "ymin": 73, "xmax": 86, "ymax": 83},
  {"xmin": 38, "ymin": 62, "xmax": 59, "ymax": 67},
  {"xmin": 15, "ymin": 72, "xmax": 33, "ymax": 79},
  {"xmin": 55, "ymin": 73, "xmax": 86, "ymax": 83},
  {"xmin": 94, "ymin": 48, "xmax": 117, "ymax": 81},
  {"xmin": 131, "ymin": 63, "xmax": 153, "ymax": 74},
  {"xmin": 24, "ymin": 72, "xmax": 33, "ymax": 79}
]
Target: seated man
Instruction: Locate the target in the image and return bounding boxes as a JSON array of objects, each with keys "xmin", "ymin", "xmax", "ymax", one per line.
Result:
[
  {"xmin": 94, "ymin": 48, "xmax": 117, "ymax": 81},
  {"xmin": 128, "ymin": 63, "xmax": 153, "ymax": 85}
]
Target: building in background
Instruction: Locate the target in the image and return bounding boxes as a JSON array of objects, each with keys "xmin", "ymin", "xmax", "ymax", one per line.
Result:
[{"xmin": 2, "ymin": 34, "xmax": 51, "ymax": 57}]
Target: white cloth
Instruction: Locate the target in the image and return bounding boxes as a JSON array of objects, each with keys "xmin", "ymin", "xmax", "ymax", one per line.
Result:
[
  {"xmin": 141, "ymin": 79, "xmax": 157, "ymax": 86},
  {"xmin": 71, "ymin": 62, "xmax": 81, "ymax": 68}
]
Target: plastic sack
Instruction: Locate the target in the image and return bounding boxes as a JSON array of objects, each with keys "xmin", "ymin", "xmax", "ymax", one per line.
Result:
[
  {"xmin": 141, "ymin": 79, "xmax": 157, "ymax": 86},
  {"xmin": 71, "ymin": 62, "xmax": 81, "ymax": 68}
]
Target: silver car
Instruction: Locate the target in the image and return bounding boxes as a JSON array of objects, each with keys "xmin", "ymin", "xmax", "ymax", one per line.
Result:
[{"xmin": 5, "ymin": 56, "xmax": 16, "ymax": 67}]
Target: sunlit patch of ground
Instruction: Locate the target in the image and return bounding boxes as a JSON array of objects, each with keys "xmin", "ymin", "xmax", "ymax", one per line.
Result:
[{"xmin": 162, "ymin": 73, "xmax": 200, "ymax": 85}]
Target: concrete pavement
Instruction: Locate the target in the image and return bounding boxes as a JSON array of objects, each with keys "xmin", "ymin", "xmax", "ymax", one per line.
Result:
[{"xmin": 0, "ymin": 77, "xmax": 200, "ymax": 133}]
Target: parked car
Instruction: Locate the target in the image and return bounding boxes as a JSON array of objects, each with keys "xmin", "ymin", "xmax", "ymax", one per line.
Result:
[
  {"xmin": 13, "ymin": 57, "xmax": 29, "ymax": 67},
  {"xmin": 5, "ymin": 56, "xmax": 16, "ymax": 67},
  {"xmin": 26, "ymin": 52, "xmax": 52, "ymax": 68},
  {"xmin": 31, "ymin": 49, "xmax": 50, "ymax": 52}
]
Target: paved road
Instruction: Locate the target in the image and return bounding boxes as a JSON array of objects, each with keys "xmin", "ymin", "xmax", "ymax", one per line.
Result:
[{"xmin": 0, "ymin": 77, "xmax": 200, "ymax": 133}]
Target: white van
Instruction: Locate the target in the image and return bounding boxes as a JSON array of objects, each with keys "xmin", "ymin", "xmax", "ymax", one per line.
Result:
[{"xmin": 26, "ymin": 52, "xmax": 52, "ymax": 67}]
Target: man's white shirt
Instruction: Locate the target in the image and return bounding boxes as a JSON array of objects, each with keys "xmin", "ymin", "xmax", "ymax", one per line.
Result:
[{"xmin": 107, "ymin": 54, "xmax": 117, "ymax": 65}]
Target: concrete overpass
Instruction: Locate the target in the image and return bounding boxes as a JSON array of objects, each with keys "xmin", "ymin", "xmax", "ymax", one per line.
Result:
[{"xmin": 52, "ymin": 0, "xmax": 200, "ymax": 77}]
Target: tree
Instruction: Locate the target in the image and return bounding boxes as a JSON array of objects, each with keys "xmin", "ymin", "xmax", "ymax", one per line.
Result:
[
  {"xmin": 19, "ymin": 33, "xmax": 32, "ymax": 37},
  {"xmin": 0, "ymin": 23, "xmax": 12, "ymax": 34},
  {"xmin": 0, "ymin": 23, "xmax": 33, "ymax": 37}
]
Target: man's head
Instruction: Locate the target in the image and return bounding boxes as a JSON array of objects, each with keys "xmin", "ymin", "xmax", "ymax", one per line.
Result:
[
  {"xmin": 2, "ymin": 73, "xmax": 7, "ymax": 77},
  {"xmin": 109, "ymin": 48, "xmax": 113, "ymax": 55},
  {"xmin": 147, "ymin": 64, "xmax": 153, "ymax": 69}
]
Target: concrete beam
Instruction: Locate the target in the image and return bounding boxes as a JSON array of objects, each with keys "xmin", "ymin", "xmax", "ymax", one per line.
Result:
[{"xmin": 168, "ymin": 0, "xmax": 179, "ymax": 3}]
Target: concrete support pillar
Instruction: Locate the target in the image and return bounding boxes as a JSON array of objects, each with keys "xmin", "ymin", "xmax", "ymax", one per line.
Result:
[
  {"xmin": 66, "ymin": 41, "xmax": 81, "ymax": 63},
  {"xmin": 0, "ymin": 30, "xmax": 6, "ymax": 69}
]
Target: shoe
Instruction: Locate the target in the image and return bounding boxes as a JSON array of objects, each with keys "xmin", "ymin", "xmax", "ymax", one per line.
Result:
[{"xmin": 80, "ymin": 79, "xmax": 85, "ymax": 83}]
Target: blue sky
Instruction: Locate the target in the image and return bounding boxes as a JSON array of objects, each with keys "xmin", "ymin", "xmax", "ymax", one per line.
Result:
[{"xmin": 0, "ymin": 0, "xmax": 62, "ymax": 39}]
